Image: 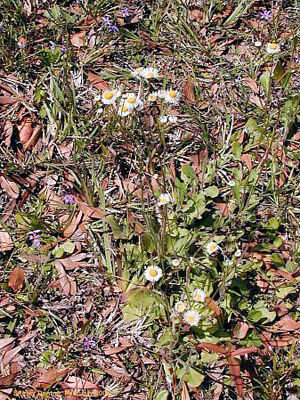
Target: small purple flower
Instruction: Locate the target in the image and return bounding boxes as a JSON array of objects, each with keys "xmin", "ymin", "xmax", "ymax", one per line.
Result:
[
  {"xmin": 49, "ymin": 41, "xmax": 56, "ymax": 51},
  {"xmin": 260, "ymin": 10, "xmax": 272, "ymax": 21},
  {"xmin": 17, "ymin": 41, "xmax": 26, "ymax": 49},
  {"xmin": 108, "ymin": 25, "xmax": 119, "ymax": 33},
  {"xmin": 64, "ymin": 194, "xmax": 75, "ymax": 205},
  {"xmin": 29, "ymin": 231, "xmax": 41, "ymax": 247},
  {"xmin": 83, "ymin": 336, "xmax": 96, "ymax": 350},
  {"xmin": 121, "ymin": 8, "xmax": 130, "ymax": 18},
  {"xmin": 60, "ymin": 45, "xmax": 67, "ymax": 52},
  {"xmin": 102, "ymin": 16, "xmax": 113, "ymax": 27}
]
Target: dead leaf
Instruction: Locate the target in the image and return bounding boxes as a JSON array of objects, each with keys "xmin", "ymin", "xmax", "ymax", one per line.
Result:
[
  {"xmin": 233, "ymin": 322, "xmax": 249, "ymax": 339},
  {"xmin": 0, "ymin": 388, "xmax": 13, "ymax": 400},
  {"xmin": 1, "ymin": 345, "xmax": 22, "ymax": 368},
  {"xmin": 228, "ymin": 350, "xmax": 243, "ymax": 397},
  {"xmin": 1, "ymin": 120, "xmax": 13, "ymax": 146},
  {"xmin": 70, "ymin": 32, "xmax": 86, "ymax": 47},
  {"xmin": 0, "ymin": 176, "xmax": 19, "ymax": 199},
  {"xmin": 243, "ymin": 77, "xmax": 259, "ymax": 93},
  {"xmin": 196, "ymin": 343, "xmax": 228, "ymax": 355},
  {"xmin": 249, "ymin": 94, "xmax": 265, "ymax": 109},
  {"xmin": 272, "ymin": 318, "xmax": 300, "ymax": 332},
  {"xmin": 241, "ymin": 153, "xmax": 253, "ymax": 170},
  {"xmin": 63, "ymin": 211, "xmax": 83, "ymax": 238},
  {"xmin": 23, "ymin": 124, "xmax": 42, "ymax": 150},
  {"xmin": 59, "ymin": 253, "xmax": 89, "ymax": 271},
  {"xmin": 61, "ymin": 376, "xmax": 99, "ymax": 390},
  {"xmin": 55, "ymin": 261, "xmax": 77, "ymax": 296},
  {"xmin": 77, "ymin": 201, "xmax": 105, "ymax": 219},
  {"xmin": 215, "ymin": 202, "xmax": 229, "ymax": 218},
  {"xmin": 0, "ymin": 229, "xmax": 13, "ymax": 252},
  {"xmin": 183, "ymin": 77, "xmax": 196, "ymax": 105},
  {"xmin": 18, "ymin": 118, "xmax": 32, "ymax": 145},
  {"xmin": 205, "ymin": 297, "xmax": 222, "ymax": 324},
  {"xmin": 87, "ymin": 72, "xmax": 110, "ymax": 91},
  {"xmin": 8, "ymin": 267, "xmax": 24, "ymax": 293},
  {"xmin": 35, "ymin": 368, "xmax": 69, "ymax": 389}
]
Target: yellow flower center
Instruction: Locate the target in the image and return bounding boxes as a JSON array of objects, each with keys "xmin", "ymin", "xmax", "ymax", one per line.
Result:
[
  {"xmin": 169, "ymin": 90, "xmax": 177, "ymax": 98},
  {"xmin": 149, "ymin": 94, "xmax": 156, "ymax": 101},
  {"xmin": 146, "ymin": 71, "xmax": 154, "ymax": 78},
  {"xmin": 210, "ymin": 244, "xmax": 217, "ymax": 251},
  {"xmin": 149, "ymin": 269, "xmax": 158, "ymax": 277},
  {"xmin": 121, "ymin": 105, "xmax": 129, "ymax": 112},
  {"xmin": 269, "ymin": 43, "xmax": 278, "ymax": 50},
  {"xmin": 127, "ymin": 96, "xmax": 135, "ymax": 103},
  {"xmin": 104, "ymin": 91, "xmax": 113, "ymax": 100},
  {"xmin": 177, "ymin": 304, "xmax": 185, "ymax": 312},
  {"xmin": 195, "ymin": 294, "xmax": 202, "ymax": 300},
  {"xmin": 160, "ymin": 197, "xmax": 167, "ymax": 204},
  {"xmin": 186, "ymin": 315, "xmax": 195, "ymax": 323}
]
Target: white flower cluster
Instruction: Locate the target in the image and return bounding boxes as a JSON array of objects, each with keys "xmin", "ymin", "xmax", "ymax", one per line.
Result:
[{"xmin": 95, "ymin": 66, "xmax": 181, "ymax": 118}]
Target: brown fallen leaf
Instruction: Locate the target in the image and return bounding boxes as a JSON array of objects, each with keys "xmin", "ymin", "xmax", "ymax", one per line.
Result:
[
  {"xmin": 249, "ymin": 94, "xmax": 265, "ymax": 109},
  {"xmin": 35, "ymin": 368, "xmax": 70, "ymax": 389},
  {"xmin": 183, "ymin": 77, "xmax": 196, "ymax": 105},
  {"xmin": 241, "ymin": 153, "xmax": 253, "ymax": 171},
  {"xmin": 0, "ymin": 388, "xmax": 13, "ymax": 400},
  {"xmin": 272, "ymin": 318, "xmax": 300, "ymax": 332},
  {"xmin": 0, "ymin": 95, "xmax": 19, "ymax": 105},
  {"xmin": 243, "ymin": 77, "xmax": 259, "ymax": 93},
  {"xmin": 78, "ymin": 201, "xmax": 105, "ymax": 219},
  {"xmin": 23, "ymin": 124, "xmax": 42, "ymax": 150},
  {"xmin": 18, "ymin": 117, "xmax": 32, "ymax": 145},
  {"xmin": 205, "ymin": 297, "xmax": 222, "ymax": 324},
  {"xmin": 215, "ymin": 202, "xmax": 229, "ymax": 218},
  {"xmin": 233, "ymin": 322, "xmax": 249, "ymax": 339},
  {"xmin": 0, "ymin": 176, "xmax": 19, "ymax": 199},
  {"xmin": 70, "ymin": 32, "xmax": 86, "ymax": 47},
  {"xmin": 1, "ymin": 345, "xmax": 22, "ymax": 368},
  {"xmin": 1, "ymin": 120, "xmax": 13, "ymax": 146},
  {"xmin": 55, "ymin": 261, "xmax": 77, "ymax": 296},
  {"xmin": 0, "ymin": 338, "xmax": 15, "ymax": 350},
  {"xmin": 63, "ymin": 211, "xmax": 83, "ymax": 238},
  {"xmin": 8, "ymin": 267, "xmax": 24, "ymax": 293},
  {"xmin": 61, "ymin": 376, "xmax": 100, "ymax": 390},
  {"xmin": 87, "ymin": 72, "xmax": 110, "ymax": 91},
  {"xmin": 0, "ymin": 229, "xmax": 13, "ymax": 252},
  {"xmin": 59, "ymin": 253, "xmax": 89, "ymax": 271}
]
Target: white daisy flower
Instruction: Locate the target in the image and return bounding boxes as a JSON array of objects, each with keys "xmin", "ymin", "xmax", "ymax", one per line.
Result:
[
  {"xmin": 184, "ymin": 310, "xmax": 201, "ymax": 326},
  {"xmin": 174, "ymin": 301, "xmax": 186, "ymax": 313},
  {"xmin": 102, "ymin": 89, "xmax": 121, "ymax": 105},
  {"xmin": 136, "ymin": 99, "xmax": 144, "ymax": 111},
  {"xmin": 118, "ymin": 103, "xmax": 132, "ymax": 117},
  {"xmin": 168, "ymin": 115, "xmax": 178, "ymax": 123},
  {"xmin": 124, "ymin": 92, "xmax": 139, "ymax": 110},
  {"xmin": 164, "ymin": 89, "xmax": 181, "ymax": 104},
  {"xmin": 157, "ymin": 193, "xmax": 171, "ymax": 206},
  {"xmin": 235, "ymin": 249, "xmax": 242, "ymax": 257},
  {"xmin": 228, "ymin": 180, "xmax": 235, "ymax": 187},
  {"xmin": 148, "ymin": 93, "xmax": 158, "ymax": 102},
  {"xmin": 159, "ymin": 116, "xmax": 168, "ymax": 124},
  {"xmin": 140, "ymin": 67, "xmax": 159, "ymax": 79},
  {"xmin": 144, "ymin": 265, "xmax": 163, "ymax": 282},
  {"xmin": 157, "ymin": 90, "xmax": 167, "ymax": 99},
  {"xmin": 254, "ymin": 41, "xmax": 262, "ymax": 47},
  {"xmin": 206, "ymin": 241, "xmax": 219, "ymax": 255},
  {"xmin": 192, "ymin": 289, "xmax": 206, "ymax": 303},
  {"xmin": 131, "ymin": 67, "xmax": 144, "ymax": 77},
  {"xmin": 266, "ymin": 43, "xmax": 280, "ymax": 54},
  {"xmin": 172, "ymin": 259, "xmax": 181, "ymax": 267}
]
